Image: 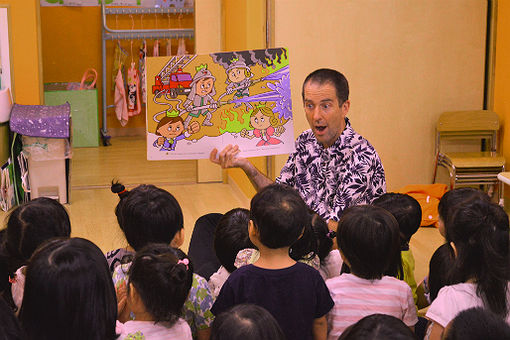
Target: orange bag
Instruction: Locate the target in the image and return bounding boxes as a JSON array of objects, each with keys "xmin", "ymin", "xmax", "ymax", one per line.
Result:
[{"xmin": 396, "ymin": 184, "xmax": 448, "ymax": 227}]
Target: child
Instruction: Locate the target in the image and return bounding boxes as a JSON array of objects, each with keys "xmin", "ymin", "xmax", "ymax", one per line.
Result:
[
  {"xmin": 338, "ymin": 314, "xmax": 417, "ymax": 340},
  {"xmin": 0, "ymin": 298, "xmax": 23, "ymax": 340},
  {"xmin": 437, "ymin": 187, "xmax": 490, "ymax": 237},
  {"xmin": 212, "ymin": 184, "xmax": 334, "ymax": 340},
  {"xmin": 234, "ymin": 211, "xmax": 340, "ymax": 277},
  {"xmin": 209, "ymin": 208, "xmax": 253, "ymax": 297},
  {"xmin": 0, "ymin": 197, "xmax": 71, "ymax": 311},
  {"xmin": 417, "ymin": 188, "xmax": 489, "ymax": 308},
  {"xmin": 426, "ymin": 243, "xmax": 455, "ymax": 303},
  {"xmin": 373, "ymin": 193, "xmax": 422, "ymax": 304},
  {"xmin": 116, "ymin": 244, "xmax": 193, "ymax": 340},
  {"xmin": 425, "ymin": 199, "xmax": 510, "ymax": 340},
  {"xmin": 108, "ymin": 181, "xmax": 214, "ymax": 340},
  {"xmin": 211, "ymin": 304, "xmax": 285, "ymax": 340},
  {"xmin": 326, "ymin": 205, "xmax": 417, "ymax": 339},
  {"xmin": 309, "ymin": 213, "xmax": 343, "ymax": 280},
  {"xmin": 442, "ymin": 307, "xmax": 510, "ymax": 340},
  {"xmin": 19, "ymin": 238, "xmax": 117, "ymax": 340}
]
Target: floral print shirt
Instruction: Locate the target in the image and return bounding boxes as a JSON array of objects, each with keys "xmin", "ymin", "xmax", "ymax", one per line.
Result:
[
  {"xmin": 112, "ymin": 263, "xmax": 215, "ymax": 339},
  {"xmin": 276, "ymin": 119, "xmax": 386, "ymax": 221}
]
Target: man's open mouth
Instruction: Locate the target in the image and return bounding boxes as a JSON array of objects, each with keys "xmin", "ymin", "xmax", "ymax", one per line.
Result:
[{"xmin": 315, "ymin": 126, "xmax": 326, "ymax": 132}]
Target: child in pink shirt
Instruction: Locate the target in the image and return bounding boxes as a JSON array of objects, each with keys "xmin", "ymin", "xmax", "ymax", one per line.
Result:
[{"xmin": 326, "ymin": 205, "xmax": 417, "ymax": 339}]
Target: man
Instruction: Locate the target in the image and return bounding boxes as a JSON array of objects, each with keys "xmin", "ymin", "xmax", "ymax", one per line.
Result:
[
  {"xmin": 189, "ymin": 69, "xmax": 385, "ymax": 279},
  {"xmin": 210, "ymin": 68, "xmax": 386, "ymax": 223}
]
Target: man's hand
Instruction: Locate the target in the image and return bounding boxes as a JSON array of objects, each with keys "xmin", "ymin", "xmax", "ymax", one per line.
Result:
[
  {"xmin": 210, "ymin": 144, "xmax": 248, "ymax": 169},
  {"xmin": 210, "ymin": 144, "xmax": 273, "ymax": 191},
  {"xmin": 187, "ymin": 121, "xmax": 200, "ymax": 134}
]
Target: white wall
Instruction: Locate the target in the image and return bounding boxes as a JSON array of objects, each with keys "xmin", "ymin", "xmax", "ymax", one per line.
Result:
[{"xmin": 274, "ymin": 0, "xmax": 487, "ymax": 190}]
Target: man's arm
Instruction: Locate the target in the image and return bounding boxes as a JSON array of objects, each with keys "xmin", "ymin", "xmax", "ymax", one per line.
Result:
[{"xmin": 209, "ymin": 145, "xmax": 273, "ymax": 192}]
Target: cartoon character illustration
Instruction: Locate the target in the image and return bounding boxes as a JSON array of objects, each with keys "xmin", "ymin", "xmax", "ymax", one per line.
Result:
[
  {"xmin": 182, "ymin": 64, "xmax": 218, "ymax": 128},
  {"xmin": 154, "ymin": 110, "xmax": 200, "ymax": 151},
  {"xmin": 225, "ymin": 58, "xmax": 254, "ymax": 110},
  {"xmin": 240, "ymin": 105, "xmax": 286, "ymax": 146}
]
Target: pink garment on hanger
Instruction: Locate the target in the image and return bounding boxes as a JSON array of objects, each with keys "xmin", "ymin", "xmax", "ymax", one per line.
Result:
[
  {"xmin": 153, "ymin": 40, "xmax": 160, "ymax": 57},
  {"xmin": 114, "ymin": 68, "xmax": 129, "ymax": 126},
  {"xmin": 127, "ymin": 62, "xmax": 141, "ymax": 116},
  {"xmin": 139, "ymin": 40, "xmax": 147, "ymax": 103},
  {"xmin": 166, "ymin": 39, "xmax": 172, "ymax": 56},
  {"xmin": 177, "ymin": 38, "xmax": 188, "ymax": 55}
]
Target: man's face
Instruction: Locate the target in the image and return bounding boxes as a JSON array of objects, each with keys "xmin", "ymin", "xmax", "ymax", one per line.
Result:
[
  {"xmin": 157, "ymin": 121, "xmax": 184, "ymax": 139},
  {"xmin": 303, "ymin": 81, "xmax": 349, "ymax": 148},
  {"xmin": 196, "ymin": 78, "xmax": 214, "ymax": 96}
]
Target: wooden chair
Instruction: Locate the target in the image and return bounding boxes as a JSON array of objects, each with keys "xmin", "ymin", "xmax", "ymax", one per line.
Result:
[{"xmin": 432, "ymin": 110, "xmax": 505, "ymax": 203}]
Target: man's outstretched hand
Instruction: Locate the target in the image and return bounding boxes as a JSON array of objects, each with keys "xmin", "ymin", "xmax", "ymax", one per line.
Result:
[{"xmin": 210, "ymin": 144, "xmax": 247, "ymax": 169}]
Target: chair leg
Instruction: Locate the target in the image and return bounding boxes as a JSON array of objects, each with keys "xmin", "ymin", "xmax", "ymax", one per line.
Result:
[{"xmin": 432, "ymin": 154, "xmax": 439, "ymax": 184}]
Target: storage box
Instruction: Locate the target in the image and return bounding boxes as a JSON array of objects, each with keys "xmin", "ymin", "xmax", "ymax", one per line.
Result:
[{"xmin": 22, "ymin": 136, "xmax": 71, "ymax": 204}]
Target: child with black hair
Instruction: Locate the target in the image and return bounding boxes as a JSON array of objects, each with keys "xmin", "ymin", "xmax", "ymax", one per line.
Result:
[
  {"xmin": 308, "ymin": 212, "xmax": 342, "ymax": 280},
  {"xmin": 208, "ymin": 208, "xmax": 253, "ymax": 297},
  {"xmin": 212, "ymin": 184, "xmax": 334, "ymax": 340},
  {"xmin": 108, "ymin": 181, "xmax": 214, "ymax": 340},
  {"xmin": 234, "ymin": 211, "xmax": 342, "ymax": 280},
  {"xmin": 426, "ymin": 243, "xmax": 455, "ymax": 303},
  {"xmin": 0, "ymin": 298, "xmax": 23, "ymax": 340},
  {"xmin": 425, "ymin": 199, "xmax": 510, "ymax": 340},
  {"xmin": 326, "ymin": 205, "xmax": 417, "ymax": 339},
  {"xmin": 0, "ymin": 197, "xmax": 71, "ymax": 311},
  {"xmin": 373, "ymin": 193, "xmax": 422, "ymax": 304},
  {"xmin": 19, "ymin": 238, "xmax": 117, "ymax": 340},
  {"xmin": 418, "ymin": 188, "xmax": 491, "ymax": 308},
  {"xmin": 338, "ymin": 314, "xmax": 417, "ymax": 340},
  {"xmin": 116, "ymin": 244, "xmax": 193, "ymax": 339},
  {"xmin": 442, "ymin": 307, "xmax": 510, "ymax": 340},
  {"xmin": 211, "ymin": 304, "xmax": 285, "ymax": 340},
  {"xmin": 436, "ymin": 187, "xmax": 490, "ymax": 237}
]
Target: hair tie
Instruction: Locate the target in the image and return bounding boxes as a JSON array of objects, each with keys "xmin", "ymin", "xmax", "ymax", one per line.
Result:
[
  {"xmin": 326, "ymin": 230, "xmax": 336, "ymax": 239},
  {"xmin": 177, "ymin": 258, "xmax": 189, "ymax": 270}
]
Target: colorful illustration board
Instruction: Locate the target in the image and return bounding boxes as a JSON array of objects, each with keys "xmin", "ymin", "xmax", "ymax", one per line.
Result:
[{"xmin": 146, "ymin": 48, "xmax": 294, "ymax": 160}]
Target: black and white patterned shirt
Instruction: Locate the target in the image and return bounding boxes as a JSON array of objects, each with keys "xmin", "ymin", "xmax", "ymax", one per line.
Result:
[{"xmin": 276, "ymin": 119, "xmax": 386, "ymax": 221}]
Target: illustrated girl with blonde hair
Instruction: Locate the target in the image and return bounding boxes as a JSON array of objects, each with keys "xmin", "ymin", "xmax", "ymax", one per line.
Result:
[{"xmin": 240, "ymin": 104, "xmax": 286, "ymax": 146}]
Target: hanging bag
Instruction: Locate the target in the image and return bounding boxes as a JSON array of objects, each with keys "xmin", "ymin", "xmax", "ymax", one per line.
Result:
[{"xmin": 79, "ymin": 68, "xmax": 98, "ymax": 90}]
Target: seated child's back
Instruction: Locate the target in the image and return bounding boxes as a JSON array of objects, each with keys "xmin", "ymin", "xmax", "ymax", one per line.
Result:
[
  {"xmin": 211, "ymin": 184, "xmax": 334, "ymax": 340},
  {"xmin": 373, "ymin": 193, "xmax": 422, "ymax": 304},
  {"xmin": 326, "ymin": 205, "xmax": 417, "ymax": 339}
]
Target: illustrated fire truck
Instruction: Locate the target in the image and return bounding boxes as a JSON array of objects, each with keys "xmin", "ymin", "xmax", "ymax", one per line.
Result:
[{"xmin": 152, "ymin": 55, "xmax": 196, "ymax": 98}]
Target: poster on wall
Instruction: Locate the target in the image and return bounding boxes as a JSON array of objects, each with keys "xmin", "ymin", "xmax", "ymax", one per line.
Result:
[
  {"xmin": 40, "ymin": 0, "xmax": 193, "ymax": 7},
  {"xmin": 145, "ymin": 48, "xmax": 294, "ymax": 161}
]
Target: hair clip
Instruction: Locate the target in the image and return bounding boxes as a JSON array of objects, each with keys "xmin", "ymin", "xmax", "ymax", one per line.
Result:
[
  {"xmin": 326, "ymin": 230, "xmax": 337, "ymax": 239},
  {"xmin": 177, "ymin": 258, "xmax": 189, "ymax": 270},
  {"xmin": 8, "ymin": 276, "xmax": 16, "ymax": 284}
]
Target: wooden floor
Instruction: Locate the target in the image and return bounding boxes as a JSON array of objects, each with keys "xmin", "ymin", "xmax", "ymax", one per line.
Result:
[{"xmin": 1, "ymin": 136, "xmax": 444, "ymax": 283}]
